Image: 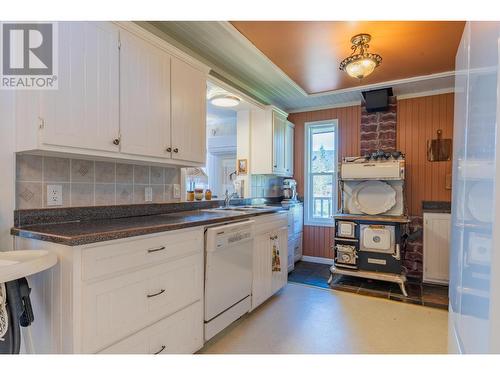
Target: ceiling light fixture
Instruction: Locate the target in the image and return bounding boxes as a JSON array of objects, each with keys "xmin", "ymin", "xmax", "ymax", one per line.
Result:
[
  {"xmin": 210, "ymin": 94, "xmax": 241, "ymax": 108},
  {"xmin": 339, "ymin": 33, "xmax": 382, "ymax": 80}
]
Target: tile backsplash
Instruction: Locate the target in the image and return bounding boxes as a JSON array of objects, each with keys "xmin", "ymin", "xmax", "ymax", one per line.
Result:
[
  {"xmin": 16, "ymin": 154, "xmax": 181, "ymax": 209},
  {"xmin": 250, "ymin": 175, "xmax": 283, "ymax": 198}
]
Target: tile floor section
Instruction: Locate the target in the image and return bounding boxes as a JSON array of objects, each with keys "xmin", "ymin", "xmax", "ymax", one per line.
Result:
[{"xmin": 288, "ymin": 261, "xmax": 449, "ymax": 310}]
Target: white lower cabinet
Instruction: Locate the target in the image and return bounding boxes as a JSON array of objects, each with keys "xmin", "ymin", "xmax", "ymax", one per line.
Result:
[
  {"xmin": 286, "ymin": 204, "xmax": 303, "ymax": 272},
  {"xmin": 293, "ymin": 232, "xmax": 303, "ymax": 262},
  {"xmin": 251, "ymin": 213, "xmax": 288, "ymax": 310},
  {"xmin": 15, "ymin": 226, "xmax": 204, "ymax": 354},
  {"xmin": 82, "ymin": 254, "xmax": 203, "ymax": 353},
  {"xmin": 15, "ymin": 213, "xmax": 293, "ymax": 354},
  {"xmin": 423, "ymin": 212, "xmax": 451, "ymax": 284}
]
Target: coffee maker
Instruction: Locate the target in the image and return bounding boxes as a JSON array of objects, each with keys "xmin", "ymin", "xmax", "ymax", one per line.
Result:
[{"xmin": 282, "ymin": 179, "xmax": 297, "ymax": 204}]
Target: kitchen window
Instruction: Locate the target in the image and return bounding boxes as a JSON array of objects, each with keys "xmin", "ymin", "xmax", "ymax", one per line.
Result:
[{"xmin": 304, "ymin": 120, "xmax": 338, "ymax": 226}]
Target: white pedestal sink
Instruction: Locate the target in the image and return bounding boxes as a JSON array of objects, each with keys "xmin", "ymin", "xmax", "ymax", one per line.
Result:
[
  {"xmin": 1, "ymin": 250, "xmax": 57, "ymax": 354},
  {"xmin": 0, "ymin": 250, "xmax": 57, "ymax": 283}
]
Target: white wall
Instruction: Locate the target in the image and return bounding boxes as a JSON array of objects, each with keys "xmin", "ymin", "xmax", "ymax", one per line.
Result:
[{"xmin": 0, "ymin": 91, "xmax": 16, "ymax": 251}]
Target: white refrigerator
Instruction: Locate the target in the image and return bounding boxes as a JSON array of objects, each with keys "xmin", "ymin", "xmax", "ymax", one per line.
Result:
[{"xmin": 449, "ymin": 21, "xmax": 500, "ymax": 353}]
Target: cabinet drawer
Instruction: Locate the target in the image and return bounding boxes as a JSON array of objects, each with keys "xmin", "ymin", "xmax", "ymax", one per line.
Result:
[
  {"xmin": 81, "ymin": 227, "xmax": 203, "ymax": 281},
  {"xmin": 99, "ymin": 301, "xmax": 203, "ymax": 354},
  {"xmin": 81, "ymin": 253, "xmax": 203, "ymax": 353},
  {"xmin": 288, "ymin": 239, "xmax": 294, "ymax": 260}
]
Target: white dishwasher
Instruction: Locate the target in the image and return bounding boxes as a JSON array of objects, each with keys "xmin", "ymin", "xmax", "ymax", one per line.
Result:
[{"xmin": 204, "ymin": 220, "xmax": 254, "ymax": 341}]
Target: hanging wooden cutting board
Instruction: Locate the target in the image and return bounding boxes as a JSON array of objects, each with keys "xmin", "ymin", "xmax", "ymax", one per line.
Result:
[{"xmin": 427, "ymin": 129, "xmax": 452, "ymax": 161}]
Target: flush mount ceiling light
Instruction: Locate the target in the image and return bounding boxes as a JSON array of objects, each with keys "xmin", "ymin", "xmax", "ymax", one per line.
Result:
[
  {"xmin": 339, "ymin": 33, "xmax": 382, "ymax": 80},
  {"xmin": 210, "ymin": 94, "xmax": 241, "ymax": 108}
]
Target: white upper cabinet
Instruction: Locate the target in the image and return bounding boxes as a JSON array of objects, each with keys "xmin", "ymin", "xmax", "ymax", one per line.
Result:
[
  {"xmin": 171, "ymin": 57, "xmax": 207, "ymax": 164},
  {"xmin": 15, "ymin": 22, "xmax": 209, "ymax": 167},
  {"xmin": 272, "ymin": 112, "xmax": 286, "ymax": 174},
  {"xmin": 119, "ymin": 28, "xmax": 171, "ymax": 159},
  {"xmin": 39, "ymin": 22, "xmax": 120, "ymax": 152},
  {"xmin": 284, "ymin": 121, "xmax": 294, "ymax": 176},
  {"xmin": 251, "ymin": 106, "xmax": 293, "ymax": 177}
]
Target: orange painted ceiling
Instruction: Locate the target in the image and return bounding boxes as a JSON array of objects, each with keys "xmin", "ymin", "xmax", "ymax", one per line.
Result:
[{"xmin": 230, "ymin": 21, "xmax": 465, "ymax": 94}]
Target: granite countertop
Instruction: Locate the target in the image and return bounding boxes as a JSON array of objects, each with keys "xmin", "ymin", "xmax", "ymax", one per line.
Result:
[
  {"xmin": 333, "ymin": 213, "xmax": 410, "ymax": 223},
  {"xmin": 11, "ymin": 207, "xmax": 285, "ymax": 246},
  {"xmin": 422, "ymin": 201, "xmax": 451, "ymax": 213}
]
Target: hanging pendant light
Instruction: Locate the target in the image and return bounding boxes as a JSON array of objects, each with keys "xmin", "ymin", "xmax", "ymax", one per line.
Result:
[{"xmin": 339, "ymin": 34, "xmax": 382, "ymax": 79}]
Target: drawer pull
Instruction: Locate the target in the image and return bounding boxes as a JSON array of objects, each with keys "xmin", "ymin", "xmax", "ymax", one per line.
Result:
[
  {"xmin": 154, "ymin": 345, "xmax": 166, "ymax": 355},
  {"xmin": 147, "ymin": 289, "xmax": 166, "ymax": 298},
  {"xmin": 147, "ymin": 246, "xmax": 166, "ymax": 253}
]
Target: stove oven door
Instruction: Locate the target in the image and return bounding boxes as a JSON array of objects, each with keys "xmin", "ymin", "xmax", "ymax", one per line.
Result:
[{"xmin": 358, "ymin": 224, "xmax": 401, "ymax": 273}]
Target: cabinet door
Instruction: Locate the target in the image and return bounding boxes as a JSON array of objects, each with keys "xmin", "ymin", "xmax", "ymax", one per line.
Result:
[
  {"xmin": 271, "ymin": 227, "xmax": 288, "ymax": 294},
  {"xmin": 424, "ymin": 213, "xmax": 451, "ymax": 284},
  {"xmin": 171, "ymin": 57, "xmax": 206, "ymax": 164},
  {"xmin": 40, "ymin": 22, "xmax": 119, "ymax": 152},
  {"xmin": 119, "ymin": 28, "xmax": 171, "ymax": 158},
  {"xmin": 272, "ymin": 112, "xmax": 286, "ymax": 174},
  {"xmin": 293, "ymin": 232, "xmax": 303, "ymax": 262},
  {"xmin": 287, "ymin": 237, "xmax": 295, "ymax": 272},
  {"xmin": 284, "ymin": 121, "xmax": 294, "ymax": 177},
  {"xmin": 251, "ymin": 233, "xmax": 272, "ymax": 310}
]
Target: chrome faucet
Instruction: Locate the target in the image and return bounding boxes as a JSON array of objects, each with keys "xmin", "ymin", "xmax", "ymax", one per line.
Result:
[{"xmin": 224, "ymin": 189, "xmax": 238, "ymax": 208}]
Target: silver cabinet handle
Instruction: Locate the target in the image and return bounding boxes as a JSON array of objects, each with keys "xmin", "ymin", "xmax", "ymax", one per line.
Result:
[
  {"xmin": 147, "ymin": 246, "xmax": 166, "ymax": 253},
  {"xmin": 147, "ymin": 289, "xmax": 165, "ymax": 298},
  {"xmin": 154, "ymin": 345, "xmax": 166, "ymax": 355},
  {"xmin": 112, "ymin": 138, "xmax": 120, "ymax": 145},
  {"xmin": 166, "ymin": 147, "xmax": 172, "ymax": 153},
  {"xmin": 173, "ymin": 148, "xmax": 179, "ymax": 153}
]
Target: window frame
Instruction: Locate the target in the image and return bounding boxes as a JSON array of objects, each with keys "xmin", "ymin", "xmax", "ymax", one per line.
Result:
[{"xmin": 304, "ymin": 119, "xmax": 338, "ymax": 227}]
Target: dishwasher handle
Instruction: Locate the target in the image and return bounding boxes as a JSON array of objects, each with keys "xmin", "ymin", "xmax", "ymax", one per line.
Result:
[{"xmin": 206, "ymin": 235, "xmax": 254, "ymax": 252}]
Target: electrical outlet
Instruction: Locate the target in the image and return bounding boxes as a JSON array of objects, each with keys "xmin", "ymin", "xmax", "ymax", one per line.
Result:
[
  {"xmin": 47, "ymin": 184, "xmax": 63, "ymax": 206},
  {"xmin": 145, "ymin": 186, "xmax": 153, "ymax": 202},
  {"xmin": 173, "ymin": 184, "xmax": 181, "ymax": 199}
]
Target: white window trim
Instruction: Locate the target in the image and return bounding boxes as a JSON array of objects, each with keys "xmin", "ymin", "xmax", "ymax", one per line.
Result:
[{"xmin": 304, "ymin": 119, "xmax": 338, "ymax": 227}]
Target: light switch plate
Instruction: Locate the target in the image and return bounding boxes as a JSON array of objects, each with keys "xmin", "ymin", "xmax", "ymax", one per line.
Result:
[
  {"xmin": 145, "ymin": 186, "xmax": 153, "ymax": 202},
  {"xmin": 47, "ymin": 184, "xmax": 63, "ymax": 206},
  {"xmin": 173, "ymin": 184, "xmax": 181, "ymax": 199}
]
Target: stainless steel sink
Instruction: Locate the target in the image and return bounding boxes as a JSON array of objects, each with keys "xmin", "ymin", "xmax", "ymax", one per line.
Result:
[
  {"xmin": 203, "ymin": 206, "xmax": 278, "ymax": 213},
  {"xmin": 201, "ymin": 208, "xmax": 247, "ymax": 214}
]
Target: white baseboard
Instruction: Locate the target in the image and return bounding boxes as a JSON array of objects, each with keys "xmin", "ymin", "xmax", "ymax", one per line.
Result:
[{"xmin": 301, "ymin": 256, "xmax": 334, "ymax": 265}]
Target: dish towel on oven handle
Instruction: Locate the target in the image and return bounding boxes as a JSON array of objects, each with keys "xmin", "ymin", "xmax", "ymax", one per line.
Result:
[
  {"xmin": 272, "ymin": 236, "xmax": 281, "ymax": 272},
  {"xmin": 0, "ymin": 283, "xmax": 7, "ymax": 341}
]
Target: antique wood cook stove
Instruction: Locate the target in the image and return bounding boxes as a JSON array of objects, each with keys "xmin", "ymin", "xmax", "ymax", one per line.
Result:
[{"xmin": 328, "ymin": 154, "xmax": 410, "ymax": 296}]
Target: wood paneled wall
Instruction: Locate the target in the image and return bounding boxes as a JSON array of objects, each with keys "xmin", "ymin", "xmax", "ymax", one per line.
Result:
[
  {"xmin": 288, "ymin": 105, "xmax": 361, "ymax": 258},
  {"xmin": 397, "ymin": 93, "xmax": 454, "ymax": 216},
  {"xmin": 289, "ymin": 93, "xmax": 453, "ymax": 259}
]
